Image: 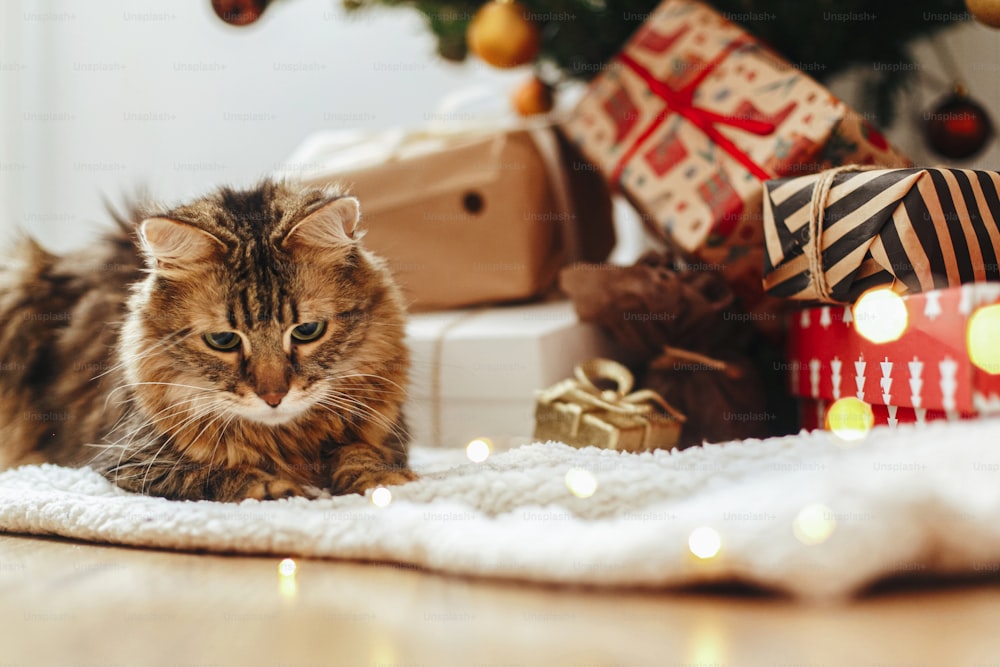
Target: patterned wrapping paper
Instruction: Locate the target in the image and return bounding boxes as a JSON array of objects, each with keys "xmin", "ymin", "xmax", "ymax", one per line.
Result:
[
  {"xmin": 785, "ymin": 283, "xmax": 1000, "ymax": 418},
  {"xmin": 798, "ymin": 398, "xmax": 979, "ymax": 430},
  {"xmin": 764, "ymin": 167, "xmax": 1000, "ymax": 303},
  {"xmin": 563, "ymin": 0, "xmax": 909, "ymax": 309}
]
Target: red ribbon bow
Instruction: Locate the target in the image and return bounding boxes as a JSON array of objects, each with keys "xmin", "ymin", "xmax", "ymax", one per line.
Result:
[{"xmin": 611, "ymin": 40, "xmax": 777, "ymax": 187}]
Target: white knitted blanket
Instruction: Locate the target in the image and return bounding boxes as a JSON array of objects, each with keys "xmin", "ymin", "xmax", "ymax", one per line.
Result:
[{"xmin": 3, "ymin": 418, "xmax": 1000, "ymax": 599}]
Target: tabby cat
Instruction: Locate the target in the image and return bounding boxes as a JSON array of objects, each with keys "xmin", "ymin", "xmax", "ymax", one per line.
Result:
[{"xmin": 0, "ymin": 181, "xmax": 416, "ymax": 501}]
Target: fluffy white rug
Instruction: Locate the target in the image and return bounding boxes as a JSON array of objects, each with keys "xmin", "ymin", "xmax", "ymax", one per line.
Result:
[{"xmin": 3, "ymin": 418, "xmax": 1000, "ymax": 599}]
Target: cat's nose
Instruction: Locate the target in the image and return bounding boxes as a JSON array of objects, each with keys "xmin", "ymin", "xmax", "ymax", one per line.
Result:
[{"xmin": 259, "ymin": 391, "xmax": 287, "ymax": 408}]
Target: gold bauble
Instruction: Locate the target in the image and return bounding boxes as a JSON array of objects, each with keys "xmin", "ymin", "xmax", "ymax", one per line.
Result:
[{"xmin": 467, "ymin": 0, "xmax": 541, "ymax": 69}]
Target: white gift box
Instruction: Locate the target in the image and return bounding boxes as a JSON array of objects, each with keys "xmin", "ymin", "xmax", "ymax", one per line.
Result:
[{"xmin": 403, "ymin": 300, "xmax": 616, "ymax": 448}]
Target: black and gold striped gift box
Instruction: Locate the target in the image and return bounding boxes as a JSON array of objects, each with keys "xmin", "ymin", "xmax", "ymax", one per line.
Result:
[{"xmin": 762, "ymin": 167, "xmax": 1000, "ymax": 303}]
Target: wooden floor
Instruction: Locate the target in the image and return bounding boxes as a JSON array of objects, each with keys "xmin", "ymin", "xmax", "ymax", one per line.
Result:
[{"xmin": 2, "ymin": 534, "xmax": 999, "ymax": 666}]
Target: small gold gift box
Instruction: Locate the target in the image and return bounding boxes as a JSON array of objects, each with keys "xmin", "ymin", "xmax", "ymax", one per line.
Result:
[{"xmin": 534, "ymin": 359, "xmax": 686, "ymax": 452}]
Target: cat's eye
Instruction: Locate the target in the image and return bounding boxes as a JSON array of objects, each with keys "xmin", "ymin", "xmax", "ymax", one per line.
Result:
[
  {"xmin": 203, "ymin": 331, "xmax": 241, "ymax": 351},
  {"xmin": 290, "ymin": 321, "xmax": 326, "ymax": 343}
]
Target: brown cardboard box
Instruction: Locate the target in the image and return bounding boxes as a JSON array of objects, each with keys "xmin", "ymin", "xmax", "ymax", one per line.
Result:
[{"xmin": 297, "ymin": 127, "xmax": 615, "ymax": 312}]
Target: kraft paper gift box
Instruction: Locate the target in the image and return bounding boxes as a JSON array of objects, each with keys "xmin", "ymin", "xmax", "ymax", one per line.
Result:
[
  {"xmin": 404, "ymin": 300, "xmax": 616, "ymax": 447},
  {"xmin": 785, "ymin": 283, "xmax": 1000, "ymax": 430},
  {"xmin": 563, "ymin": 0, "xmax": 909, "ymax": 312},
  {"xmin": 283, "ymin": 125, "xmax": 615, "ymax": 312},
  {"xmin": 763, "ymin": 166, "xmax": 1000, "ymax": 303}
]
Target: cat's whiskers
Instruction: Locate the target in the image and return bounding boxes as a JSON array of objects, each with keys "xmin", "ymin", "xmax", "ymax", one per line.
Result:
[
  {"xmin": 334, "ymin": 372, "xmax": 407, "ymax": 393},
  {"xmin": 106, "ymin": 392, "xmax": 221, "ymax": 448},
  {"xmin": 106, "ymin": 396, "xmax": 229, "ymax": 485},
  {"xmin": 82, "ymin": 394, "xmax": 220, "ymax": 469},
  {"xmin": 91, "ymin": 329, "xmax": 192, "ymax": 383},
  {"xmin": 183, "ymin": 403, "xmax": 235, "ymax": 458},
  {"xmin": 106, "ymin": 381, "xmax": 219, "ymax": 403},
  {"xmin": 315, "ymin": 390, "xmax": 401, "ymax": 441},
  {"xmin": 102, "ymin": 381, "xmax": 217, "ymax": 421},
  {"xmin": 203, "ymin": 412, "xmax": 239, "ymax": 480},
  {"xmin": 157, "ymin": 408, "xmax": 235, "ymax": 488},
  {"xmin": 135, "ymin": 398, "xmax": 230, "ymax": 491}
]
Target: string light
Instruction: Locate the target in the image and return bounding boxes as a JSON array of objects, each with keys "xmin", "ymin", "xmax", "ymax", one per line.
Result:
[
  {"xmin": 277, "ymin": 558, "xmax": 298, "ymax": 599},
  {"xmin": 853, "ymin": 288, "xmax": 909, "ymax": 344},
  {"xmin": 687, "ymin": 621, "xmax": 727, "ymax": 667},
  {"xmin": 968, "ymin": 304, "xmax": 1000, "ymax": 374},
  {"xmin": 466, "ymin": 438, "xmax": 492, "ymax": 463},
  {"xmin": 793, "ymin": 503, "xmax": 837, "ymax": 545},
  {"xmin": 564, "ymin": 468, "xmax": 598, "ymax": 498},
  {"xmin": 688, "ymin": 526, "xmax": 721, "ymax": 559},
  {"xmin": 278, "ymin": 558, "xmax": 297, "ymax": 577},
  {"xmin": 825, "ymin": 397, "xmax": 874, "ymax": 442},
  {"xmin": 371, "ymin": 486, "xmax": 392, "ymax": 508}
]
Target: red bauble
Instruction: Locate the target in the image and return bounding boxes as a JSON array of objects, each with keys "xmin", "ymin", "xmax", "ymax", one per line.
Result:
[
  {"xmin": 212, "ymin": 0, "xmax": 269, "ymax": 26},
  {"xmin": 924, "ymin": 91, "xmax": 994, "ymax": 160}
]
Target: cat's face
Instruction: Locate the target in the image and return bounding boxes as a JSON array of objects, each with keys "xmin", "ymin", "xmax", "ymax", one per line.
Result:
[{"xmin": 121, "ymin": 183, "xmax": 407, "ymax": 435}]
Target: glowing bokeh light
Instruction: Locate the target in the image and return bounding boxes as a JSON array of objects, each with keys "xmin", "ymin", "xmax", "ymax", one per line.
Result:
[
  {"xmin": 564, "ymin": 468, "xmax": 598, "ymax": 498},
  {"xmin": 825, "ymin": 397, "xmax": 874, "ymax": 442},
  {"xmin": 278, "ymin": 558, "xmax": 297, "ymax": 577},
  {"xmin": 371, "ymin": 486, "xmax": 392, "ymax": 508},
  {"xmin": 793, "ymin": 503, "xmax": 837, "ymax": 545},
  {"xmin": 466, "ymin": 438, "xmax": 492, "ymax": 463},
  {"xmin": 853, "ymin": 288, "xmax": 908, "ymax": 344},
  {"xmin": 686, "ymin": 622, "xmax": 727, "ymax": 667},
  {"xmin": 688, "ymin": 526, "xmax": 722, "ymax": 559},
  {"xmin": 968, "ymin": 304, "xmax": 1000, "ymax": 375},
  {"xmin": 277, "ymin": 558, "xmax": 298, "ymax": 600}
]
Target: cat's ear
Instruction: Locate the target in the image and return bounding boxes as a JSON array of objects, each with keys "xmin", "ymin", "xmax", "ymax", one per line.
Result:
[
  {"xmin": 138, "ymin": 217, "xmax": 225, "ymax": 271},
  {"xmin": 283, "ymin": 197, "xmax": 362, "ymax": 252}
]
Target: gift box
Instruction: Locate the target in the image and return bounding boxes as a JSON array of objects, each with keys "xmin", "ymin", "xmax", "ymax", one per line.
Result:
[
  {"xmin": 764, "ymin": 166, "xmax": 1000, "ymax": 303},
  {"xmin": 404, "ymin": 300, "xmax": 617, "ymax": 447},
  {"xmin": 786, "ymin": 284, "xmax": 1000, "ymax": 424},
  {"xmin": 563, "ymin": 0, "xmax": 909, "ymax": 311},
  {"xmin": 283, "ymin": 125, "xmax": 615, "ymax": 311},
  {"xmin": 534, "ymin": 359, "xmax": 685, "ymax": 451}
]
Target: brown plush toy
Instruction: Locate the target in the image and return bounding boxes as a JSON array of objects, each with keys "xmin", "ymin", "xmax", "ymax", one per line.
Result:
[{"xmin": 560, "ymin": 251, "xmax": 795, "ymax": 448}]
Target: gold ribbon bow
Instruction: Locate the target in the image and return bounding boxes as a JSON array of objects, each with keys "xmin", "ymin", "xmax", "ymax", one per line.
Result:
[{"xmin": 536, "ymin": 358, "xmax": 686, "ymax": 441}]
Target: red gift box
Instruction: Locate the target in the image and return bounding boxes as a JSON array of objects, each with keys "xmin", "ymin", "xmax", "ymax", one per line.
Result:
[
  {"xmin": 786, "ymin": 284, "xmax": 1000, "ymax": 420},
  {"xmin": 563, "ymin": 0, "xmax": 910, "ymax": 315}
]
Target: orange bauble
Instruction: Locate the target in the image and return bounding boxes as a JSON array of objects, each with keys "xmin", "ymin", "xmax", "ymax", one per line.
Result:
[
  {"xmin": 512, "ymin": 76, "xmax": 554, "ymax": 116},
  {"xmin": 967, "ymin": 0, "xmax": 1000, "ymax": 27},
  {"xmin": 467, "ymin": 0, "xmax": 541, "ymax": 68}
]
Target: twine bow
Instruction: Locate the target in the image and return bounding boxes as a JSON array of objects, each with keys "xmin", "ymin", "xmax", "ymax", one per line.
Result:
[
  {"xmin": 804, "ymin": 164, "xmax": 878, "ymax": 302},
  {"xmin": 537, "ymin": 358, "xmax": 686, "ymax": 427},
  {"xmin": 650, "ymin": 345, "xmax": 742, "ymax": 379}
]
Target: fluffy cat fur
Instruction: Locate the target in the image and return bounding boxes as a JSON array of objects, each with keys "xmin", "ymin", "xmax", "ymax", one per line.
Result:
[{"xmin": 0, "ymin": 181, "xmax": 415, "ymax": 501}]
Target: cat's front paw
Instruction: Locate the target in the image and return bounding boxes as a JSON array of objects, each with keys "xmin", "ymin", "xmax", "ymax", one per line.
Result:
[
  {"xmin": 241, "ymin": 477, "xmax": 308, "ymax": 501},
  {"xmin": 333, "ymin": 466, "xmax": 418, "ymax": 496},
  {"xmin": 371, "ymin": 468, "xmax": 418, "ymax": 489}
]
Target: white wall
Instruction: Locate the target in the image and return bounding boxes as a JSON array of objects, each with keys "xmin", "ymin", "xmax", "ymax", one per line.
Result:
[
  {"xmin": 2, "ymin": 1, "xmax": 1000, "ymax": 254},
  {"xmin": 833, "ymin": 20, "xmax": 1000, "ymax": 170},
  {"xmin": 1, "ymin": 0, "xmax": 521, "ymax": 251}
]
